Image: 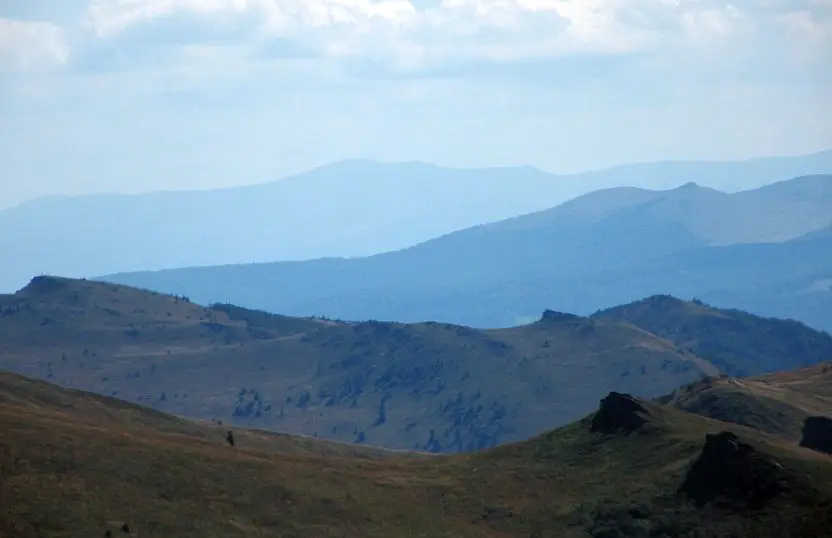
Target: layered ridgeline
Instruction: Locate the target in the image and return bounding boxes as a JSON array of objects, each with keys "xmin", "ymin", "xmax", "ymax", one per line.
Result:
[
  {"xmin": 101, "ymin": 174, "xmax": 832, "ymax": 332},
  {"xmin": 2, "ymin": 364, "xmax": 832, "ymax": 538},
  {"xmin": 4, "ymin": 150, "xmax": 831, "ymax": 293},
  {"xmin": 2, "ymin": 277, "xmax": 831, "ymax": 453}
]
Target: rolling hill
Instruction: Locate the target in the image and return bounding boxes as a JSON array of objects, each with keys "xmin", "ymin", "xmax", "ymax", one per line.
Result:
[
  {"xmin": 659, "ymin": 362, "xmax": 832, "ymax": 440},
  {"xmin": 593, "ymin": 295, "xmax": 832, "ymax": 376},
  {"xmin": 2, "ymin": 277, "xmax": 831, "ymax": 454},
  {"xmin": 100, "ymin": 174, "xmax": 832, "ymax": 331},
  {"xmin": 2, "ymin": 369, "xmax": 831, "ymax": 537},
  {"xmin": 4, "ymin": 150, "xmax": 832, "ymax": 294}
]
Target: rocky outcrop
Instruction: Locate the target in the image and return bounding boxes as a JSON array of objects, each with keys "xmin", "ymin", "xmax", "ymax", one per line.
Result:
[
  {"xmin": 590, "ymin": 392, "xmax": 649, "ymax": 434},
  {"xmin": 679, "ymin": 432, "xmax": 788, "ymax": 509},
  {"xmin": 540, "ymin": 309, "xmax": 582, "ymax": 323},
  {"xmin": 799, "ymin": 416, "xmax": 832, "ymax": 455}
]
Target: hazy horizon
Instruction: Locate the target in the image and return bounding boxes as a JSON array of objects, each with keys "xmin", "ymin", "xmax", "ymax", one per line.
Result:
[
  {"xmin": 2, "ymin": 0, "xmax": 831, "ymax": 208},
  {"xmin": 3, "ymin": 148, "xmax": 832, "ymax": 211}
]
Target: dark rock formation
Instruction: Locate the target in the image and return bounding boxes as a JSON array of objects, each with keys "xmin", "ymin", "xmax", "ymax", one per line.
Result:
[
  {"xmin": 679, "ymin": 432, "xmax": 788, "ymax": 509},
  {"xmin": 540, "ymin": 309, "xmax": 581, "ymax": 323},
  {"xmin": 590, "ymin": 392, "xmax": 649, "ymax": 434},
  {"xmin": 799, "ymin": 416, "xmax": 832, "ymax": 454}
]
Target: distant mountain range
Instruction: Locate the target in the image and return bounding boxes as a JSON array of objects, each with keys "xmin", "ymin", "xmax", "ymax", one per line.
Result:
[
  {"xmin": 2, "ymin": 277, "xmax": 831, "ymax": 453},
  {"xmin": 101, "ymin": 174, "xmax": 832, "ymax": 332},
  {"xmin": 3, "ymin": 149, "xmax": 831, "ymax": 293}
]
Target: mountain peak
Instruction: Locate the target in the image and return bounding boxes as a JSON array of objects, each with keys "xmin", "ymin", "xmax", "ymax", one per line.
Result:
[
  {"xmin": 19, "ymin": 275, "xmax": 73, "ymax": 296},
  {"xmin": 662, "ymin": 180, "xmax": 730, "ymax": 199},
  {"xmin": 596, "ymin": 294, "xmax": 700, "ymax": 313}
]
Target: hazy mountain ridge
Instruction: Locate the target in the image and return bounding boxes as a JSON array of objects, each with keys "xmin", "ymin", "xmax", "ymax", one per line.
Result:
[
  {"xmin": 1, "ymin": 161, "xmax": 558, "ymax": 292},
  {"xmin": 101, "ymin": 174, "xmax": 832, "ymax": 331},
  {"xmin": 3, "ymin": 150, "xmax": 832, "ymax": 293},
  {"xmin": 2, "ymin": 277, "xmax": 831, "ymax": 454}
]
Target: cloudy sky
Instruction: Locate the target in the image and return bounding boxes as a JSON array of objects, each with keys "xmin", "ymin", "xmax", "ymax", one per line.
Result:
[{"xmin": 1, "ymin": 0, "xmax": 830, "ymax": 208}]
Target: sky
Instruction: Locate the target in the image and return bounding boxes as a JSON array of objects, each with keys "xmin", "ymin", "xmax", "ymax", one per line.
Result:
[{"xmin": 0, "ymin": 0, "xmax": 830, "ymax": 208}]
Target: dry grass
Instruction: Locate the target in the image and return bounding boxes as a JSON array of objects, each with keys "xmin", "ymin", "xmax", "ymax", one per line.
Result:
[
  {"xmin": 2, "ymin": 372, "xmax": 832, "ymax": 538},
  {"xmin": 661, "ymin": 362, "xmax": 832, "ymax": 439}
]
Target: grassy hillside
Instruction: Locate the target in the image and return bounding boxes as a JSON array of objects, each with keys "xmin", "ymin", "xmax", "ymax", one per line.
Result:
[
  {"xmin": 100, "ymin": 174, "xmax": 832, "ymax": 331},
  {"xmin": 593, "ymin": 295, "xmax": 832, "ymax": 376},
  {"xmin": 2, "ymin": 371, "xmax": 832, "ymax": 538},
  {"xmin": 659, "ymin": 362, "xmax": 832, "ymax": 440},
  {"xmin": 0, "ymin": 276, "xmax": 722, "ymax": 453},
  {"xmin": 3, "ymin": 278, "xmax": 831, "ymax": 456}
]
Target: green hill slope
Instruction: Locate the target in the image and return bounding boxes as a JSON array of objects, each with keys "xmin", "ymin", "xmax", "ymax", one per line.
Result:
[
  {"xmin": 593, "ymin": 295, "xmax": 832, "ymax": 376},
  {"xmin": 2, "ymin": 371, "xmax": 831, "ymax": 538},
  {"xmin": 4, "ymin": 278, "xmax": 831, "ymax": 453},
  {"xmin": 0, "ymin": 277, "xmax": 722, "ymax": 453},
  {"xmin": 659, "ymin": 362, "xmax": 832, "ymax": 439}
]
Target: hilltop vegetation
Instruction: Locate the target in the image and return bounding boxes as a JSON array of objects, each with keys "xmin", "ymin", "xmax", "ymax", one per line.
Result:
[
  {"xmin": 2, "ymin": 369, "xmax": 832, "ymax": 538},
  {"xmin": 2, "ymin": 277, "xmax": 831, "ymax": 454},
  {"xmin": 101, "ymin": 174, "xmax": 832, "ymax": 331},
  {"xmin": 594, "ymin": 295, "xmax": 832, "ymax": 376}
]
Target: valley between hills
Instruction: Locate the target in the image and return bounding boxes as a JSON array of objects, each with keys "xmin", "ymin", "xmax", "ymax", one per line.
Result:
[
  {"xmin": 2, "ymin": 276, "xmax": 831, "ymax": 453},
  {"xmin": 2, "ymin": 277, "xmax": 832, "ymax": 537}
]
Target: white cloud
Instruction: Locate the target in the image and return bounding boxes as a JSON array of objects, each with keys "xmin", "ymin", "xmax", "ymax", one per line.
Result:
[
  {"xmin": 0, "ymin": 18, "xmax": 70, "ymax": 72},
  {"xmin": 3, "ymin": 0, "xmax": 828, "ymax": 76},
  {"xmin": 1, "ymin": 0, "xmax": 830, "ymax": 209},
  {"xmin": 77, "ymin": 0, "xmax": 784, "ymax": 72},
  {"xmin": 86, "ymin": 0, "xmax": 250, "ymax": 38}
]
